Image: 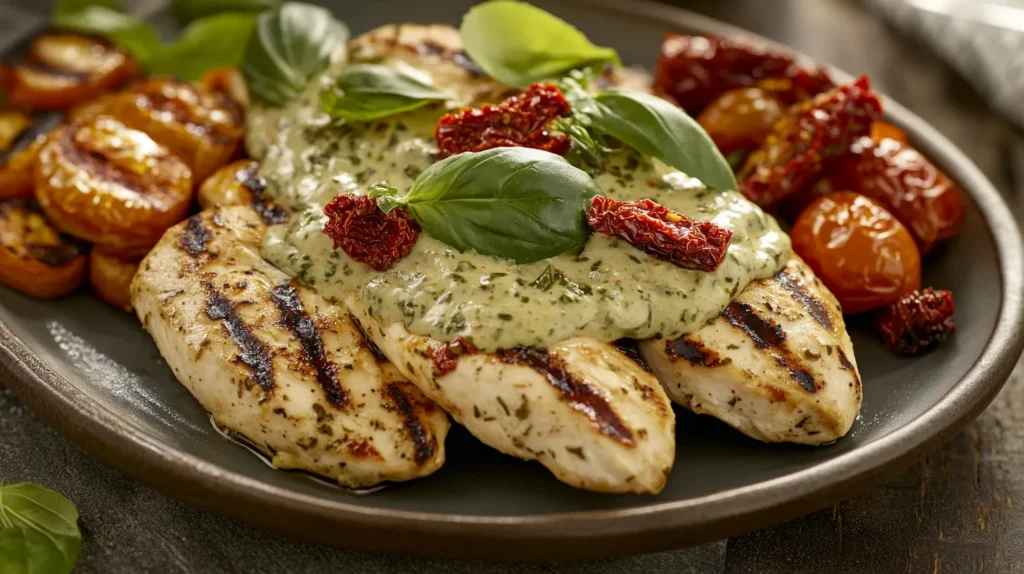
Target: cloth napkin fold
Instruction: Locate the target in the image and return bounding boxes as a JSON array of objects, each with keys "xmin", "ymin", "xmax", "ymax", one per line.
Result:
[{"xmin": 868, "ymin": 0, "xmax": 1024, "ymax": 127}]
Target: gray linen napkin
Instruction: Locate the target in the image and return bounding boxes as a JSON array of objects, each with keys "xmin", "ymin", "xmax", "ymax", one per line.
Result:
[{"xmin": 868, "ymin": 0, "xmax": 1024, "ymax": 126}]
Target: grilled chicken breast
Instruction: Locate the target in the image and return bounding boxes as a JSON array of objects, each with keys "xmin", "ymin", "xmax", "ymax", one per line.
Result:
[
  {"xmin": 132, "ymin": 206, "xmax": 449, "ymax": 487},
  {"xmin": 345, "ymin": 297, "xmax": 676, "ymax": 494},
  {"xmin": 640, "ymin": 256, "xmax": 862, "ymax": 444}
]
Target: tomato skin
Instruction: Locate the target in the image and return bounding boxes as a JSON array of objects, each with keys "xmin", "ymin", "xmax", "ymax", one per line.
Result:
[
  {"xmin": 0, "ymin": 111, "xmax": 34, "ymax": 153},
  {"xmin": 697, "ymin": 87, "xmax": 784, "ymax": 156},
  {"xmin": 112, "ymin": 77, "xmax": 244, "ymax": 181},
  {"xmin": 870, "ymin": 121, "xmax": 907, "ymax": 144},
  {"xmin": 834, "ymin": 137, "xmax": 964, "ymax": 254},
  {"xmin": 89, "ymin": 249, "xmax": 139, "ymax": 311},
  {"xmin": 790, "ymin": 191, "xmax": 921, "ymax": 315},
  {"xmin": 0, "ymin": 201, "xmax": 87, "ymax": 299},
  {"xmin": 199, "ymin": 67, "xmax": 250, "ymax": 109},
  {"xmin": 3, "ymin": 34, "xmax": 139, "ymax": 111},
  {"xmin": 34, "ymin": 115, "xmax": 193, "ymax": 254},
  {"xmin": 0, "ymin": 133, "xmax": 48, "ymax": 200}
]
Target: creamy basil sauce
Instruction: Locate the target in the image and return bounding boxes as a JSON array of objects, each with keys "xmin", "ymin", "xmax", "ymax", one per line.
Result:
[{"xmin": 251, "ymin": 42, "xmax": 790, "ymax": 352}]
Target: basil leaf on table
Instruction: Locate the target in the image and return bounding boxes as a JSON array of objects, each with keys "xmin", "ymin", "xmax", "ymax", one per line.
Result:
[
  {"xmin": 460, "ymin": 0, "xmax": 620, "ymax": 87},
  {"xmin": 320, "ymin": 64, "xmax": 450, "ymax": 121},
  {"xmin": 171, "ymin": 0, "xmax": 279, "ymax": 23},
  {"xmin": 371, "ymin": 147, "xmax": 601, "ymax": 264},
  {"xmin": 147, "ymin": 13, "xmax": 259, "ymax": 79},
  {"xmin": 0, "ymin": 482, "xmax": 82, "ymax": 574},
  {"xmin": 242, "ymin": 2, "xmax": 350, "ymax": 107},
  {"xmin": 588, "ymin": 89, "xmax": 738, "ymax": 191},
  {"xmin": 52, "ymin": 4, "xmax": 161, "ymax": 62}
]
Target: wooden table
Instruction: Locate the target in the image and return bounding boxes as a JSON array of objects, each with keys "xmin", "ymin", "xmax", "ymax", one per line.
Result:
[{"xmin": 2, "ymin": 0, "xmax": 1023, "ymax": 571}]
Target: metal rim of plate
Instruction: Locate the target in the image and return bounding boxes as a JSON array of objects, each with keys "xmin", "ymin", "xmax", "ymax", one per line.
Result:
[{"xmin": 1, "ymin": 0, "xmax": 1023, "ymax": 561}]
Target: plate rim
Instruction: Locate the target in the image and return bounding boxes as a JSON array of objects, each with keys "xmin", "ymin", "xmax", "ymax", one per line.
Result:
[{"xmin": 2, "ymin": 0, "xmax": 1022, "ymax": 561}]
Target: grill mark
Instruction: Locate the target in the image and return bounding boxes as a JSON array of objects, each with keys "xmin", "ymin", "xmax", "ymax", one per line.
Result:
[
  {"xmin": 497, "ymin": 347, "xmax": 635, "ymax": 446},
  {"xmin": 386, "ymin": 383, "xmax": 436, "ymax": 465},
  {"xmin": 269, "ymin": 282, "xmax": 347, "ymax": 408},
  {"xmin": 722, "ymin": 302, "xmax": 818, "ymax": 393},
  {"xmin": 777, "ymin": 270, "xmax": 834, "ymax": 331},
  {"xmin": 348, "ymin": 316, "xmax": 387, "ymax": 360},
  {"xmin": 837, "ymin": 348, "xmax": 862, "ymax": 389},
  {"xmin": 179, "ymin": 215, "xmax": 211, "ymax": 256},
  {"xmin": 452, "ymin": 50, "xmax": 486, "ymax": 77},
  {"xmin": 722, "ymin": 302, "xmax": 786, "ymax": 349},
  {"xmin": 56, "ymin": 126, "xmax": 150, "ymax": 194},
  {"xmin": 612, "ymin": 338, "xmax": 651, "ymax": 372},
  {"xmin": 139, "ymin": 79, "xmax": 243, "ymax": 144},
  {"xmin": 203, "ymin": 282, "xmax": 274, "ymax": 393},
  {"xmin": 237, "ymin": 164, "xmax": 288, "ymax": 225},
  {"xmin": 665, "ymin": 335, "xmax": 724, "ymax": 367}
]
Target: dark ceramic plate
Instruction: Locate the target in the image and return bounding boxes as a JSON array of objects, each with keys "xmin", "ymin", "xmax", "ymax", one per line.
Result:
[{"xmin": 2, "ymin": 0, "xmax": 1023, "ymax": 561}]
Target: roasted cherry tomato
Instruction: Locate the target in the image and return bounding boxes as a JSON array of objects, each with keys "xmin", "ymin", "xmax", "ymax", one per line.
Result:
[
  {"xmin": 835, "ymin": 137, "xmax": 964, "ymax": 254},
  {"xmin": 870, "ymin": 121, "xmax": 908, "ymax": 144},
  {"xmin": 197, "ymin": 159, "xmax": 288, "ymax": 224},
  {"xmin": 112, "ymin": 77, "xmax": 244, "ymax": 181},
  {"xmin": 66, "ymin": 92, "xmax": 119, "ymax": 125},
  {"xmin": 790, "ymin": 191, "xmax": 921, "ymax": 315},
  {"xmin": 697, "ymin": 87, "xmax": 783, "ymax": 156},
  {"xmin": 34, "ymin": 115, "xmax": 193, "ymax": 255},
  {"xmin": 0, "ymin": 111, "xmax": 34, "ymax": 153},
  {"xmin": 0, "ymin": 132, "xmax": 48, "ymax": 200},
  {"xmin": 653, "ymin": 33, "xmax": 833, "ymax": 114},
  {"xmin": 199, "ymin": 67, "xmax": 250, "ymax": 109},
  {"xmin": 197, "ymin": 159, "xmax": 259, "ymax": 209},
  {"xmin": 2, "ymin": 34, "xmax": 139, "ymax": 110},
  {"xmin": 89, "ymin": 249, "xmax": 139, "ymax": 311},
  {"xmin": 0, "ymin": 201, "xmax": 87, "ymax": 299}
]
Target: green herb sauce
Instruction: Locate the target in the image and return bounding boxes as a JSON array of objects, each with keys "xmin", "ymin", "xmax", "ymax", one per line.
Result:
[{"xmin": 251, "ymin": 45, "xmax": 790, "ymax": 352}]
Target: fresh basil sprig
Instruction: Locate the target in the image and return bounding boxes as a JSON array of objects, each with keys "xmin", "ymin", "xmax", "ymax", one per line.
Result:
[
  {"xmin": 370, "ymin": 147, "xmax": 600, "ymax": 264},
  {"xmin": 0, "ymin": 481, "xmax": 82, "ymax": 574},
  {"xmin": 52, "ymin": 2, "xmax": 162, "ymax": 62},
  {"xmin": 242, "ymin": 2, "xmax": 350, "ymax": 107},
  {"xmin": 584, "ymin": 89, "xmax": 738, "ymax": 191},
  {"xmin": 320, "ymin": 64, "xmax": 450, "ymax": 121},
  {"xmin": 147, "ymin": 13, "xmax": 260, "ymax": 79},
  {"xmin": 460, "ymin": 0, "xmax": 620, "ymax": 87},
  {"xmin": 172, "ymin": 0, "xmax": 279, "ymax": 23},
  {"xmin": 51, "ymin": 1, "xmax": 266, "ymax": 79}
]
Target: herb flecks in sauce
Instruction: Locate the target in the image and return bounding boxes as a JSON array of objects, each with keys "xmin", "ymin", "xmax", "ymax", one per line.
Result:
[{"xmin": 252, "ymin": 45, "xmax": 790, "ymax": 352}]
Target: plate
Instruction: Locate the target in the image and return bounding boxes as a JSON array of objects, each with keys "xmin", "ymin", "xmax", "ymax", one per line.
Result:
[{"xmin": 2, "ymin": 0, "xmax": 1022, "ymax": 561}]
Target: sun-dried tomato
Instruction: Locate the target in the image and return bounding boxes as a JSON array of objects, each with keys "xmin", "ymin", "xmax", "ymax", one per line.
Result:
[
  {"xmin": 431, "ymin": 337, "xmax": 479, "ymax": 376},
  {"xmin": 738, "ymin": 75, "xmax": 882, "ymax": 210},
  {"xmin": 586, "ymin": 196, "xmax": 733, "ymax": 272},
  {"xmin": 834, "ymin": 136, "xmax": 964, "ymax": 254},
  {"xmin": 653, "ymin": 34, "xmax": 834, "ymax": 115},
  {"xmin": 322, "ymin": 194, "xmax": 420, "ymax": 271},
  {"xmin": 434, "ymin": 83, "xmax": 572, "ymax": 158},
  {"xmin": 874, "ymin": 288, "xmax": 955, "ymax": 355}
]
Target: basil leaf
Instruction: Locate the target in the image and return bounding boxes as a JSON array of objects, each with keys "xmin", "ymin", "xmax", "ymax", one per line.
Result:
[
  {"xmin": 172, "ymin": 0, "xmax": 279, "ymax": 23},
  {"xmin": 242, "ymin": 2, "xmax": 350, "ymax": 107},
  {"xmin": 0, "ymin": 482, "xmax": 81, "ymax": 574},
  {"xmin": 52, "ymin": 5, "xmax": 161, "ymax": 62},
  {"xmin": 589, "ymin": 89, "xmax": 738, "ymax": 191},
  {"xmin": 320, "ymin": 64, "xmax": 449, "ymax": 121},
  {"xmin": 460, "ymin": 0, "xmax": 620, "ymax": 87},
  {"xmin": 148, "ymin": 13, "xmax": 259, "ymax": 79},
  {"xmin": 376, "ymin": 147, "xmax": 600, "ymax": 264}
]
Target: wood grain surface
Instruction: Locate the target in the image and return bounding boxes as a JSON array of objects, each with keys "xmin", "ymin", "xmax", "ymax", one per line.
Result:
[{"xmin": 2, "ymin": 0, "xmax": 1023, "ymax": 572}]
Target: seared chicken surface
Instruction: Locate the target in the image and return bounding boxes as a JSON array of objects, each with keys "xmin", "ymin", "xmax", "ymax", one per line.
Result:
[
  {"xmin": 346, "ymin": 297, "xmax": 677, "ymax": 494},
  {"xmin": 641, "ymin": 257, "xmax": 862, "ymax": 444},
  {"xmin": 132, "ymin": 206, "xmax": 449, "ymax": 487}
]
